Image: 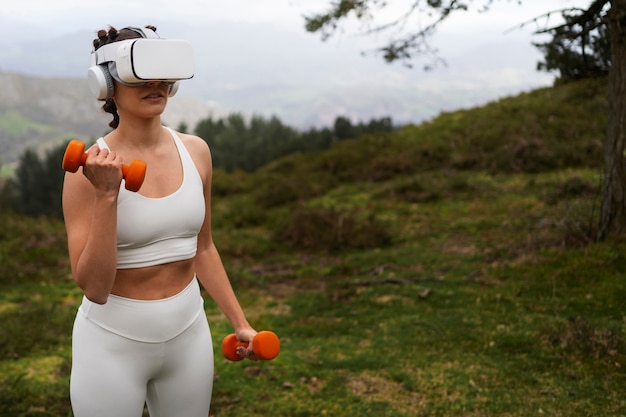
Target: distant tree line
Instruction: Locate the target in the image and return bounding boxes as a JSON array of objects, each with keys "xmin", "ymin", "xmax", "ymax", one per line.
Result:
[
  {"xmin": 0, "ymin": 146, "xmax": 66, "ymax": 218},
  {"xmin": 0, "ymin": 114, "xmax": 394, "ymax": 217},
  {"xmin": 196, "ymin": 114, "xmax": 393, "ymax": 173}
]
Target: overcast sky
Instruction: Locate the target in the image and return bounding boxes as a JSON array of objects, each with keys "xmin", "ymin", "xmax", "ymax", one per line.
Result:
[
  {"xmin": 6, "ymin": 0, "xmax": 590, "ymax": 40},
  {"xmin": 2, "ymin": 0, "xmax": 593, "ymax": 79},
  {"xmin": 2, "ymin": 0, "xmax": 595, "ymax": 127}
]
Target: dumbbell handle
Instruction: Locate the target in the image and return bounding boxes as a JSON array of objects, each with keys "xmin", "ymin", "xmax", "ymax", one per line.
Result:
[
  {"xmin": 62, "ymin": 140, "xmax": 147, "ymax": 192},
  {"xmin": 69, "ymin": 153, "xmax": 138, "ymax": 184},
  {"xmin": 222, "ymin": 331, "xmax": 280, "ymax": 361}
]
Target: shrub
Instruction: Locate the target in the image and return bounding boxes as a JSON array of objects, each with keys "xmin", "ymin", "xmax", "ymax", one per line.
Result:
[
  {"xmin": 275, "ymin": 206, "xmax": 392, "ymax": 251},
  {"xmin": 211, "ymin": 168, "xmax": 253, "ymax": 197},
  {"xmin": 252, "ymin": 170, "xmax": 338, "ymax": 209},
  {"xmin": 541, "ymin": 175, "xmax": 599, "ymax": 205},
  {"xmin": 545, "ymin": 316, "xmax": 624, "ymax": 362}
]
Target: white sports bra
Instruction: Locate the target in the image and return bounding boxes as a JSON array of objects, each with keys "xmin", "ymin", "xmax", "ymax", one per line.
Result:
[{"xmin": 96, "ymin": 127, "xmax": 205, "ymax": 269}]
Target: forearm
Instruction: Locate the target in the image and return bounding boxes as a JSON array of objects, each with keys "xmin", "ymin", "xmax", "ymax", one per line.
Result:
[
  {"xmin": 195, "ymin": 244, "xmax": 251, "ymax": 332},
  {"xmin": 74, "ymin": 193, "xmax": 119, "ymax": 304}
]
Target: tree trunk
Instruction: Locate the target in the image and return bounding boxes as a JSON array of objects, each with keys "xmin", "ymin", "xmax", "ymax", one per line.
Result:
[{"xmin": 599, "ymin": 0, "xmax": 626, "ymax": 239}]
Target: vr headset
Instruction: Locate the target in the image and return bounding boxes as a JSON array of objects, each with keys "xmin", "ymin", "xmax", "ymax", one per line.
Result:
[{"xmin": 87, "ymin": 27, "xmax": 195, "ymax": 100}]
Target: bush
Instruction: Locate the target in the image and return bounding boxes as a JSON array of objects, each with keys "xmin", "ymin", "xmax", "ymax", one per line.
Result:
[
  {"xmin": 211, "ymin": 168, "xmax": 253, "ymax": 198},
  {"xmin": 254, "ymin": 174, "xmax": 337, "ymax": 209},
  {"xmin": 545, "ymin": 316, "xmax": 624, "ymax": 362},
  {"xmin": 275, "ymin": 206, "xmax": 393, "ymax": 251}
]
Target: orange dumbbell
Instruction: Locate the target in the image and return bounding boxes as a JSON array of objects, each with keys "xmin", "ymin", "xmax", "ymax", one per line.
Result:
[
  {"xmin": 222, "ymin": 331, "xmax": 280, "ymax": 361},
  {"xmin": 62, "ymin": 139, "xmax": 147, "ymax": 192}
]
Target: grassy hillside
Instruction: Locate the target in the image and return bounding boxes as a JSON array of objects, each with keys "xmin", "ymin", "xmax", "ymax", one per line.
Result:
[{"xmin": 1, "ymin": 77, "xmax": 624, "ymax": 417}]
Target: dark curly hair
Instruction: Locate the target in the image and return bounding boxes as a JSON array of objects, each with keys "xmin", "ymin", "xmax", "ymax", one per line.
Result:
[{"xmin": 93, "ymin": 25, "xmax": 157, "ymax": 128}]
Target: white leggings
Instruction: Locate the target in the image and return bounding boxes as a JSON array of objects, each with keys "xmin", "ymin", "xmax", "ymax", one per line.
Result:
[{"xmin": 70, "ymin": 279, "xmax": 214, "ymax": 417}]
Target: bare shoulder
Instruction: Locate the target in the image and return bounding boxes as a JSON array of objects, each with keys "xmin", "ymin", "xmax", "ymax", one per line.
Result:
[
  {"xmin": 177, "ymin": 132, "xmax": 210, "ymax": 156},
  {"xmin": 175, "ymin": 131, "xmax": 212, "ymax": 178}
]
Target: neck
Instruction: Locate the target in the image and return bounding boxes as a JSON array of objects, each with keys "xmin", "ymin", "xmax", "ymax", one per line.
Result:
[{"xmin": 112, "ymin": 117, "xmax": 165, "ymax": 149}]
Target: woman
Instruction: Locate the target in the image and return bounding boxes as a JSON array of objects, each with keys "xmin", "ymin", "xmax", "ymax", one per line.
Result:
[{"xmin": 62, "ymin": 25, "xmax": 257, "ymax": 417}]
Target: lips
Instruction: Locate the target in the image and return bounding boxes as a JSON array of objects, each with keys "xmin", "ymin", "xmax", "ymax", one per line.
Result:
[{"xmin": 144, "ymin": 92, "xmax": 163, "ymax": 98}]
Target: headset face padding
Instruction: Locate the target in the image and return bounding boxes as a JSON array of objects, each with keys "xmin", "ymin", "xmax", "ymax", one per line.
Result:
[{"xmin": 168, "ymin": 81, "xmax": 179, "ymax": 97}]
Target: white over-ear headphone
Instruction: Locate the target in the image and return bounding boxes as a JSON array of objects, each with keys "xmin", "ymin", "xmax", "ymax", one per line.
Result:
[
  {"xmin": 87, "ymin": 27, "xmax": 180, "ymax": 100},
  {"xmin": 87, "ymin": 64, "xmax": 115, "ymax": 100}
]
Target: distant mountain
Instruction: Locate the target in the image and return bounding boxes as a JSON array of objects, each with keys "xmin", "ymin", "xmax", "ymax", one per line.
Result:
[
  {"xmin": 0, "ymin": 17, "xmax": 555, "ymax": 120},
  {"xmin": 0, "ymin": 70, "xmax": 220, "ymax": 165},
  {"xmin": 0, "ymin": 17, "xmax": 556, "ymax": 164}
]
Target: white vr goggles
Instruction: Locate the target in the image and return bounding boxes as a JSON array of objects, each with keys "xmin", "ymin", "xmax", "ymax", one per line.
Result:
[{"xmin": 87, "ymin": 27, "xmax": 195, "ymax": 100}]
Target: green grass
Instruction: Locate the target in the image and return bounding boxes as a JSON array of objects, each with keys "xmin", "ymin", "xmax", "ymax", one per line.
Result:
[
  {"xmin": 207, "ymin": 167, "xmax": 624, "ymax": 417},
  {"xmin": 1, "ymin": 78, "xmax": 624, "ymax": 416}
]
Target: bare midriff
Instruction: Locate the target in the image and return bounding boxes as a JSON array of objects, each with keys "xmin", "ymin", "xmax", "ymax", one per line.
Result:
[{"xmin": 110, "ymin": 258, "xmax": 196, "ymax": 300}]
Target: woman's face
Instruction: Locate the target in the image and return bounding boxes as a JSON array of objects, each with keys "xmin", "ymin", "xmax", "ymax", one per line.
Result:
[{"xmin": 112, "ymin": 81, "xmax": 171, "ymax": 120}]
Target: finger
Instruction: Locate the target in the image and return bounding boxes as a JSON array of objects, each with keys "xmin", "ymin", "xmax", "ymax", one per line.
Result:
[
  {"xmin": 244, "ymin": 346, "xmax": 257, "ymax": 361},
  {"xmin": 85, "ymin": 145, "xmax": 101, "ymax": 159},
  {"xmin": 235, "ymin": 346, "xmax": 257, "ymax": 361},
  {"xmin": 236, "ymin": 346, "xmax": 246, "ymax": 358}
]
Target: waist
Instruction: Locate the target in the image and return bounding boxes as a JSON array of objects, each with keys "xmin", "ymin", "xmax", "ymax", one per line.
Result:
[
  {"xmin": 111, "ymin": 258, "xmax": 195, "ymax": 299},
  {"xmin": 78, "ymin": 278, "xmax": 204, "ymax": 343}
]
